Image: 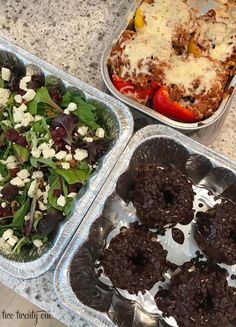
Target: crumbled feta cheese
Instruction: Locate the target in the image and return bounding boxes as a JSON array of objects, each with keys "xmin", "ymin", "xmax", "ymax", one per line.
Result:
[
  {"xmin": 65, "ymin": 145, "xmax": 71, "ymax": 151},
  {"xmin": 10, "ymin": 177, "xmax": 25, "ymax": 188},
  {"xmin": 77, "ymin": 126, "xmax": 88, "ymax": 136},
  {"xmin": 74, "ymin": 149, "xmax": 88, "ymax": 161},
  {"xmin": 61, "ymin": 162, "xmax": 70, "ymax": 170},
  {"xmin": 28, "ymin": 180, "xmax": 37, "ymax": 198},
  {"xmin": 67, "ymin": 192, "xmax": 77, "ymax": 199},
  {"xmin": 22, "ymin": 75, "xmax": 31, "ymax": 83},
  {"xmin": 2, "ymin": 229, "xmax": 13, "ymax": 241},
  {"xmin": 21, "ymin": 112, "xmax": 34, "ymax": 127},
  {"xmin": 57, "ymin": 195, "xmax": 66, "ymax": 207},
  {"xmin": 17, "ymin": 169, "xmax": 30, "ymax": 180},
  {"xmin": 7, "ymin": 162, "xmax": 17, "ymax": 169},
  {"xmin": 65, "ymin": 153, "xmax": 73, "ymax": 161},
  {"xmin": 14, "ymin": 94, "xmax": 22, "ymax": 104},
  {"xmin": 31, "ymin": 147, "xmax": 41, "ymax": 158},
  {"xmin": 95, "ymin": 127, "xmax": 105, "ymax": 138},
  {"xmin": 6, "ymin": 156, "xmax": 17, "ymax": 164},
  {"xmin": 32, "ymin": 171, "xmax": 44, "ymax": 179},
  {"xmin": 19, "ymin": 79, "xmax": 28, "ymax": 91},
  {"xmin": 33, "ymin": 239, "xmax": 43, "ymax": 248},
  {"xmin": 24, "ymin": 214, "xmax": 31, "ymax": 221},
  {"xmin": 38, "ymin": 201, "xmax": 47, "ymax": 211},
  {"xmin": 34, "ymin": 115, "xmax": 43, "ymax": 122},
  {"xmin": 22, "ymin": 89, "xmax": 36, "ymax": 102},
  {"xmin": 1, "ymin": 202, "xmax": 6, "ymax": 208},
  {"xmin": 55, "ymin": 151, "xmax": 67, "ymax": 160},
  {"xmin": 38, "ymin": 143, "xmax": 49, "ymax": 150},
  {"xmin": 1, "ymin": 67, "xmax": 11, "ymax": 81},
  {"xmin": 0, "ymin": 237, "xmax": 11, "ymax": 251},
  {"xmin": 83, "ymin": 137, "xmax": 93, "ymax": 143},
  {"xmin": 0, "ymin": 88, "xmax": 10, "ymax": 106},
  {"xmin": 67, "ymin": 102, "xmax": 77, "ymax": 112},
  {"xmin": 18, "ymin": 103, "xmax": 27, "ymax": 111},
  {"xmin": 2, "ymin": 111, "xmax": 8, "ymax": 117},
  {"xmin": 42, "ymin": 148, "xmax": 55, "ymax": 159},
  {"xmin": 64, "ymin": 108, "xmax": 70, "ymax": 115},
  {"xmin": 7, "ymin": 235, "xmax": 18, "ymax": 247}
]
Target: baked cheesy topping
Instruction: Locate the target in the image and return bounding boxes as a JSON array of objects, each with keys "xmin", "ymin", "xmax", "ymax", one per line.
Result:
[{"xmin": 108, "ymin": 0, "xmax": 235, "ymax": 121}]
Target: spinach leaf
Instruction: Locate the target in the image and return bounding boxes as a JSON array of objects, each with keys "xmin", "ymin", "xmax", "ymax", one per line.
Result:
[
  {"xmin": 48, "ymin": 175, "xmax": 62, "ymax": 211},
  {"xmin": 13, "ymin": 144, "xmax": 30, "ymax": 163},
  {"xmin": 72, "ymin": 100, "xmax": 99, "ymax": 130},
  {"xmin": 28, "ymin": 87, "xmax": 63, "ymax": 115},
  {"xmin": 12, "ymin": 199, "xmax": 30, "ymax": 228},
  {"xmin": 55, "ymin": 167, "xmax": 90, "ymax": 184},
  {"xmin": 30, "ymin": 156, "xmax": 56, "ymax": 169},
  {"xmin": 64, "ymin": 198, "xmax": 75, "ymax": 216}
]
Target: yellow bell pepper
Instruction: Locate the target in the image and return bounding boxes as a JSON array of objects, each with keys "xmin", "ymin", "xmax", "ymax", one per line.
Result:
[
  {"xmin": 134, "ymin": 7, "xmax": 145, "ymax": 30},
  {"xmin": 188, "ymin": 40, "xmax": 202, "ymax": 57}
]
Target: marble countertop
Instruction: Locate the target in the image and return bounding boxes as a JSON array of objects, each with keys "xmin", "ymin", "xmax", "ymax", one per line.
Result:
[{"xmin": 0, "ymin": 0, "xmax": 235, "ymax": 327}]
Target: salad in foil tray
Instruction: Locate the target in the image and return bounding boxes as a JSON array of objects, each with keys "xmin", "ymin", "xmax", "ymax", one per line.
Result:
[{"xmin": 0, "ymin": 51, "xmax": 111, "ymax": 259}]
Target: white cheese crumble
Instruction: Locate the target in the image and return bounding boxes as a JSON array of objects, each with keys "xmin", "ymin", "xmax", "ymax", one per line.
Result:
[
  {"xmin": 31, "ymin": 147, "xmax": 41, "ymax": 159},
  {"xmin": 33, "ymin": 239, "xmax": 43, "ymax": 248},
  {"xmin": 95, "ymin": 128, "xmax": 105, "ymax": 138},
  {"xmin": 22, "ymin": 89, "xmax": 36, "ymax": 102},
  {"xmin": 1, "ymin": 67, "xmax": 11, "ymax": 81},
  {"xmin": 32, "ymin": 171, "xmax": 44, "ymax": 179},
  {"xmin": 61, "ymin": 162, "xmax": 70, "ymax": 170},
  {"xmin": 77, "ymin": 126, "xmax": 88, "ymax": 136},
  {"xmin": 14, "ymin": 94, "xmax": 22, "ymax": 104},
  {"xmin": 83, "ymin": 137, "xmax": 93, "ymax": 143},
  {"xmin": 7, "ymin": 235, "xmax": 18, "ymax": 247},
  {"xmin": 55, "ymin": 151, "xmax": 67, "ymax": 160},
  {"xmin": 74, "ymin": 149, "xmax": 88, "ymax": 161},
  {"xmin": 10, "ymin": 177, "xmax": 25, "ymax": 188},
  {"xmin": 17, "ymin": 169, "xmax": 30, "ymax": 180},
  {"xmin": 0, "ymin": 88, "xmax": 10, "ymax": 106},
  {"xmin": 2, "ymin": 229, "xmax": 13, "ymax": 241},
  {"xmin": 67, "ymin": 192, "xmax": 77, "ymax": 199},
  {"xmin": 28, "ymin": 180, "xmax": 37, "ymax": 198},
  {"xmin": 57, "ymin": 195, "xmax": 66, "ymax": 207}
]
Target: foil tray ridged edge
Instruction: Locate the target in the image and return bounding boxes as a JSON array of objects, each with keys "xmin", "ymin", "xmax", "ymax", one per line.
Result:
[
  {"xmin": 101, "ymin": 0, "xmax": 236, "ymax": 134},
  {"xmin": 54, "ymin": 124, "xmax": 236, "ymax": 327},
  {"xmin": 0, "ymin": 37, "xmax": 134, "ymax": 279}
]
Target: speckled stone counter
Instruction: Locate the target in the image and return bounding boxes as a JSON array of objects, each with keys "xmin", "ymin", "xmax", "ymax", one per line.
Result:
[{"xmin": 0, "ymin": 0, "xmax": 235, "ymax": 326}]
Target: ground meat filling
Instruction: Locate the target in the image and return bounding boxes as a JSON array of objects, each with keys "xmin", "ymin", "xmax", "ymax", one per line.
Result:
[
  {"xmin": 131, "ymin": 166, "xmax": 194, "ymax": 230},
  {"xmin": 194, "ymin": 200, "xmax": 236, "ymax": 265},
  {"xmin": 155, "ymin": 261, "xmax": 236, "ymax": 327},
  {"xmin": 101, "ymin": 222, "xmax": 168, "ymax": 294}
]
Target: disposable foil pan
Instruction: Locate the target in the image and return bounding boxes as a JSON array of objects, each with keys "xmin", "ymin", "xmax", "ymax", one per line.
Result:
[
  {"xmin": 54, "ymin": 125, "xmax": 236, "ymax": 327},
  {"xmin": 101, "ymin": 0, "xmax": 236, "ymax": 145},
  {"xmin": 0, "ymin": 37, "xmax": 133, "ymax": 279}
]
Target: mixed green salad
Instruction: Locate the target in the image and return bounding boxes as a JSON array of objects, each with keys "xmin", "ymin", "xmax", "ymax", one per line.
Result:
[{"xmin": 0, "ymin": 51, "xmax": 110, "ymax": 258}]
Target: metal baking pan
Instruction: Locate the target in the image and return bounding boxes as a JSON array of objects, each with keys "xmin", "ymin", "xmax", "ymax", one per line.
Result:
[
  {"xmin": 0, "ymin": 37, "xmax": 133, "ymax": 279},
  {"xmin": 54, "ymin": 125, "xmax": 236, "ymax": 327},
  {"xmin": 101, "ymin": 0, "xmax": 236, "ymax": 145}
]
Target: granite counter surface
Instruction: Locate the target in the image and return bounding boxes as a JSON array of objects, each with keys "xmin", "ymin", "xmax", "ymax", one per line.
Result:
[{"xmin": 0, "ymin": 0, "xmax": 235, "ymax": 326}]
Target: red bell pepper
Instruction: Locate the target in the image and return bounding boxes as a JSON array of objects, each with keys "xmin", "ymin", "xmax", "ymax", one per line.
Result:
[
  {"xmin": 112, "ymin": 75, "xmax": 155, "ymax": 101},
  {"xmin": 153, "ymin": 87, "xmax": 197, "ymax": 123}
]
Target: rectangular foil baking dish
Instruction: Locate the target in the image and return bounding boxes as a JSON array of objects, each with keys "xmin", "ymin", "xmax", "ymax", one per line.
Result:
[
  {"xmin": 0, "ymin": 37, "xmax": 133, "ymax": 279},
  {"xmin": 54, "ymin": 124, "xmax": 236, "ymax": 327},
  {"xmin": 101, "ymin": 0, "xmax": 236, "ymax": 145}
]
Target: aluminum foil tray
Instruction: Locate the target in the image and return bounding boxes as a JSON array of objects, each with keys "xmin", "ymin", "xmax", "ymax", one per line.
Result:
[
  {"xmin": 0, "ymin": 37, "xmax": 133, "ymax": 279},
  {"xmin": 101, "ymin": 0, "xmax": 236, "ymax": 145},
  {"xmin": 54, "ymin": 125, "xmax": 236, "ymax": 327}
]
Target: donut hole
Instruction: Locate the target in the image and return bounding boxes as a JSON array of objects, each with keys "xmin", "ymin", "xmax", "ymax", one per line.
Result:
[
  {"xmin": 129, "ymin": 251, "xmax": 148, "ymax": 269},
  {"xmin": 229, "ymin": 229, "xmax": 236, "ymax": 243},
  {"xmin": 200, "ymin": 293, "xmax": 214, "ymax": 312},
  {"xmin": 162, "ymin": 188, "xmax": 175, "ymax": 205}
]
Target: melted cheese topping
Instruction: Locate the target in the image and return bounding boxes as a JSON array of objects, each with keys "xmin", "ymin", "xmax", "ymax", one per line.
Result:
[
  {"xmin": 121, "ymin": 33, "xmax": 172, "ymax": 78},
  {"xmin": 140, "ymin": 0, "xmax": 194, "ymax": 39},
  {"xmin": 197, "ymin": 11, "xmax": 236, "ymax": 61},
  {"xmin": 164, "ymin": 56, "xmax": 219, "ymax": 95}
]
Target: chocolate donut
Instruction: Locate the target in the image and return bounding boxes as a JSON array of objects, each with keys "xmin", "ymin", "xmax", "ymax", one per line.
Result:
[
  {"xmin": 194, "ymin": 200, "xmax": 236, "ymax": 265},
  {"xmin": 101, "ymin": 222, "xmax": 168, "ymax": 294},
  {"xmin": 155, "ymin": 261, "xmax": 236, "ymax": 327},
  {"xmin": 132, "ymin": 166, "xmax": 194, "ymax": 229}
]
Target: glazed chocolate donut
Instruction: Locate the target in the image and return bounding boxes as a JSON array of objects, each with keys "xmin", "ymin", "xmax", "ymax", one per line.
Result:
[
  {"xmin": 101, "ymin": 222, "xmax": 168, "ymax": 294},
  {"xmin": 155, "ymin": 261, "xmax": 236, "ymax": 327},
  {"xmin": 132, "ymin": 166, "xmax": 194, "ymax": 229},
  {"xmin": 194, "ymin": 200, "xmax": 236, "ymax": 265}
]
